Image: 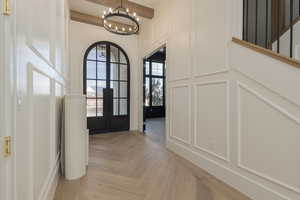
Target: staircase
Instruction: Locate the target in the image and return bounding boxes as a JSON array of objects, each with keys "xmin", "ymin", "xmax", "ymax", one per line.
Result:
[{"xmin": 243, "ymin": 0, "xmax": 300, "ymax": 60}]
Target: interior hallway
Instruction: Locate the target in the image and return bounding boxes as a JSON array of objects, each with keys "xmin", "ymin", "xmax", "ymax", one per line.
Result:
[
  {"xmin": 54, "ymin": 132, "xmax": 251, "ymax": 200},
  {"xmin": 144, "ymin": 118, "xmax": 166, "ymax": 145}
]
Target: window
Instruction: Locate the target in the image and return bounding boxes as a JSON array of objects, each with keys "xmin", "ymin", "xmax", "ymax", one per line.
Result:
[
  {"xmin": 84, "ymin": 42, "xmax": 129, "ymax": 118},
  {"xmin": 152, "ymin": 78, "xmax": 163, "ymax": 106},
  {"xmin": 152, "ymin": 62, "xmax": 164, "ymax": 76},
  {"xmin": 85, "ymin": 44, "xmax": 107, "ymax": 117}
]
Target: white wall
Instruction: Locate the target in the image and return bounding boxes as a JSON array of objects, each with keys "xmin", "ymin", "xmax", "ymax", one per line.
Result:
[
  {"xmin": 272, "ymin": 20, "xmax": 300, "ymax": 59},
  {"xmin": 12, "ymin": 0, "xmax": 70, "ymax": 200},
  {"xmin": 138, "ymin": 0, "xmax": 300, "ymax": 199},
  {"xmin": 69, "ymin": 21, "xmax": 139, "ymax": 130}
]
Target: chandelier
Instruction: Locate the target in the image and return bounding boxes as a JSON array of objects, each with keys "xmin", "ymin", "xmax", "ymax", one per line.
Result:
[{"xmin": 101, "ymin": 0, "xmax": 140, "ymax": 35}]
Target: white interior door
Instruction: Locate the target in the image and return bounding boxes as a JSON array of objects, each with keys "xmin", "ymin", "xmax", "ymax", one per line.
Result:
[{"xmin": 0, "ymin": 0, "xmax": 15, "ymax": 199}]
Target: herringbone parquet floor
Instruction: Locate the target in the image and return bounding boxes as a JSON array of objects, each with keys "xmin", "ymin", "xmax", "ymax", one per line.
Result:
[{"xmin": 54, "ymin": 131, "xmax": 252, "ymax": 200}]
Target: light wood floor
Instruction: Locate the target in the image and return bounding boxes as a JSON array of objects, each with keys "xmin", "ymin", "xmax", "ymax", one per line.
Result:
[
  {"xmin": 54, "ymin": 131, "xmax": 252, "ymax": 200},
  {"xmin": 145, "ymin": 118, "xmax": 166, "ymax": 145}
]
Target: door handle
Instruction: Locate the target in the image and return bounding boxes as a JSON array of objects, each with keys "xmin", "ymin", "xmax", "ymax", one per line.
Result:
[
  {"xmin": 4, "ymin": 136, "xmax": 11, "ymax": 157},
  {"xmin": 2, "ymin": 0, "xmax": 11, "ymax": 16}
]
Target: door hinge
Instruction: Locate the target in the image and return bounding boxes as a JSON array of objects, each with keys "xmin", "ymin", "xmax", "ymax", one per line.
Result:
[
  {"xmin": 3, "ymin": 136, "xmax": 11, "ymax": 157},
  {"xmin": 2, "ymin": 0, "xmax": 11, "ymax": 16}
]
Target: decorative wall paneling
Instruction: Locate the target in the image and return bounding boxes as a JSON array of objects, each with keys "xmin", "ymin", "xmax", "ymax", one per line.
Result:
[
  {"xmin": 14, "ymin": 0, "xmax": 69, "ymax": 200},
  {"xmin": 138, "ymin": 0, "xmax": 300, "ymax": 199}
]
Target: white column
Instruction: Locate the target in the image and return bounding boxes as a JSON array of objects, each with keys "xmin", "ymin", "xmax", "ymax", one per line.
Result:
[{"xmin": 64, "ymin": 94, "xmax": 87, "ymax": 180}]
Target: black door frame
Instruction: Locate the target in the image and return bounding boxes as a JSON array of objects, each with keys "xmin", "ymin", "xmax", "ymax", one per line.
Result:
[
  {"xmin": 83, "ymin": 41, "xmax": 131, "ymax": 134},
  {"xmin": 143, "ymin": 58, "xmax": 166, "ymax": 119}
]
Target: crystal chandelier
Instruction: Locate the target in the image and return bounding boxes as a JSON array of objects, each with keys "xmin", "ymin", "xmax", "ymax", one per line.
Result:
[{"xmin": 101, "ymin": 0, "xmax": 140, "ymax": 35}]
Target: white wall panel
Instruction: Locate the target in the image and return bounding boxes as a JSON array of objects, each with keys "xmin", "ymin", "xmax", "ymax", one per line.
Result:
[
  {"xmin": 28, "ymin": 0, "xmax": 56, "ymax": 64},
  {"xmin": 194, "ymin": 81, "xmax": 229, "ymax": 162},
  {"xmin": 230, "ymin": 43, "xmax": 300, "ymax": 107},
  {"xmin": 168, "ymin": 32, "xmax": 191, "ymax": 81},
  {"xmin": 170, "ymin": 85, "xmax": 191, "ymax": 144},
  {"xmin": 138, "ymin": 0, "xmax": 300, "ymax": 199},
  {"xmin": 151, "ymin": 0, "xmax": 170, "ymax": 44},
  {"xmin": 169, "ymin": 0, "xmax": 192, "ymax": 35},
  {"xmin": 32, "ymin": 71, "xmax": 51, "ymax": 199},
  {"xmin": 191, "ymin": 0, "xmax": 228, "ymax": 77},
  {"xmin": 238, "ymin": 83, "xmax": 300, "ymax": 194},
  {"xmin": 14, "ymin": 0, "xmax": 69, "ymax": 199}
]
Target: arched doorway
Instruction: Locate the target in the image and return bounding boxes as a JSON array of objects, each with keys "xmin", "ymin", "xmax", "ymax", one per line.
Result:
[{"xmin": 84, "ymin": 41, "xmax": 130, "ymax": 134}]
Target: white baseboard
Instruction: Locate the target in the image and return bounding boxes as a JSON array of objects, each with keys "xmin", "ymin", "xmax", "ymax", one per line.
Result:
[
  {"xmin": 167, "ymin": 140, "xmax": 290, "ymax": 200},
  {"xmin": 39, "ymin": 155, "xmax": 60, "ymax": 200}
]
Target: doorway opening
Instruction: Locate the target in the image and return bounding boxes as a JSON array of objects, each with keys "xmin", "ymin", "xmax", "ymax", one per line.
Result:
[
  {"xmin": 84, "ymin": 41, "xmax": 130, "ymax": 134},
  {"xmin": 143, "ymin": 47, "xmax": 166, "ymax": 145}
]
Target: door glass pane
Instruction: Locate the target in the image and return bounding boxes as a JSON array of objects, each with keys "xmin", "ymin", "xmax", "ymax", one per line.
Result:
[
  {"xmin": 87, "ymin": 99, "xmax": 96, "ymax": 117},
  {"xmin": 152, "ymin": 78, "xmax": 163, "ymax": 106},
  {"xmin": 120, "ymin": 82, "xmax": 127, "ymax": 98},
  {"xmin": 120, "ymin": 65, "xmax": 127, "ymax": 81},
  {"xmin": 97, "ymin": 99, "xmax": 103, "ymax": 117},
  {"xmin": 97, "ymin": 62, "xmax": 106, "ymax": 80},
  {"xmin": 110, "ymin": 46, "xmax": 119, "ymax": 62},
  {"xmin": 113, "ymin": 99, "xmax": 119, "ymax": 116},
  {"xmin": 86, "ymin": 80, "xmax": 96, "ymax": 97},
  {"xmin": 97, "ymin": 81, "xmax": 106, "ymax": 97},
  {"xmin": 111, "ymin": 81, "xmax": 119, "ymax": 98},
  {"xmin": 87, "ymin": 47, "xmax": 96, "ymax": 60},
  {"xmin": 110, "ymin": 63, "xmax": 119, "ymax": 80},
  {"xmin": 152, "ymin": 62, "xmax": 163, "ymax": 76},
  {"xmin": 120, "ymin": 99, "xmax": 127, "ymax": 115},
  {"xmin": 87, "ymin": 61, "xmax": 96, "ymax": 79},
  {"xmin": 145, "ymin": 77, "xmax": 150, "ymax": 107},
  {"xmin": 120, "ymin": 51, "xmax": 127, "ymax": 64},
  {"xmin": 97, "ymin": 44, "xmax": 106, "ymax": 61},
  {"xmin": 145, "ymin": 62, "xmax": 150, "ymax": 75}
]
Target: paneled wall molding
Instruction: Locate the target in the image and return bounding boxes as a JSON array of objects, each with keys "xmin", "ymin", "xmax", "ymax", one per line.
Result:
[
  {"xmin": 168, "ymin": 31, "xmax": 192, "ymax": 82},
  {"xmin": 230, "ymin": 0, "xmax": 243, "ymax": 38},
  {"xmin": 137, "ymin": 0, "xmax": 300, "ymax": 199},
  {"xmin": 237, "ymin": 82, "xmax": 300, "ymax": 195},
  {"xmin": 169, "ymin": 84, "xmax": 192, "ymax": 145},
  {"xmin": 167, "ymin": 140, "xmax": 291, "ymax": 200},
  {"xmin": 193, "ymin": 69, "xmax": 229, "ymax": 79},
  {"xmin": 23, "ymin": 46, "xmax": 66, "ymax": 85},
  {"xmin": 26, "ymin": 9, "xmax": 56, "ymax": 68},
  {"xmin": 193, "ymin": 80, "xmax": 230, "ymax": 162},
  {"xmin": 150, "ymin": 30, "xmax": 168, "ymax": 49},
  {"xmin": 14, "ymin": 1, "xmax": 69, "ymax": 199},
  {"xmin": 143, "ymin": 39, "xmax": 167, "ymax": 60},
  {"xmin": 38, "ymin": 154, "xmax": 60, "ymax": 200},
  {"xmin": 26, "ymin": 40, "xmax": 55, "ymax": 70},
  {"xmin": 169, "ymin": 77, "xmax": 190, "ymax": 82},
  {"xmin": 232, "ymin": 62, "xmax": 300, "ymax": 108}
]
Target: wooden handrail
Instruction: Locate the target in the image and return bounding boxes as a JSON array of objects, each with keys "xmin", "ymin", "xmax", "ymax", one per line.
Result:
[{"xmin": 232, "ymin": 37, "xmax": 300, "ymax": 70}]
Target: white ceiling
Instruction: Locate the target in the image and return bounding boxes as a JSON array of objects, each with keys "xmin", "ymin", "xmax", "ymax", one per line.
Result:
[{"xmin": 69, "ymin": 0, "xmax": 158, "ymax": 17}]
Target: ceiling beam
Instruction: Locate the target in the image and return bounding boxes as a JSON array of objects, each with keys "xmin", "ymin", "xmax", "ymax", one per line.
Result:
[
  {"xmin": 70, "ymin": 10, "xmax": 135, "ymax": 30},
  {"xmin": 85, "ymin": 0, "xmax": 154, "ymax": 19}
]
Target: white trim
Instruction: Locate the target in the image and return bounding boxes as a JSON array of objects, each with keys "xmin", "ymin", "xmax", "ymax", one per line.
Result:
[
  {"xmin": 167, "ymin": 140, "xmax": 290, "ymax": 200},
  {"xmin": 39, "ymin": 154, "xmax": 60, "ymax": 200},
  {"xmin": 193, "ymin": 80, "xmax": 230, "ymax": 162},
  {"xmin": 237, "ymin": 82, "xmax": 300, "ymax": 195},
  {"xmin": 169, "ymin": 84, "xmax": 192, "ymax": 145},
  {"xmin": 139, "ymin": 41, "xmax": 169, "ymax": 142},
  {"xmin": 193, "ymin": 70, "xmax": 229, "ymax": 79}
]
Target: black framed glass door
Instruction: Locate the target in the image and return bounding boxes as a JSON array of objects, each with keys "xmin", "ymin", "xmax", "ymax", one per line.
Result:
[
  {"xmin": 84, "ymin": 41, "xmax": 130, "ymax": 134},
  {"xmin": 143, "ymin": 59, "xmax": 166, "ymax": 118}
]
